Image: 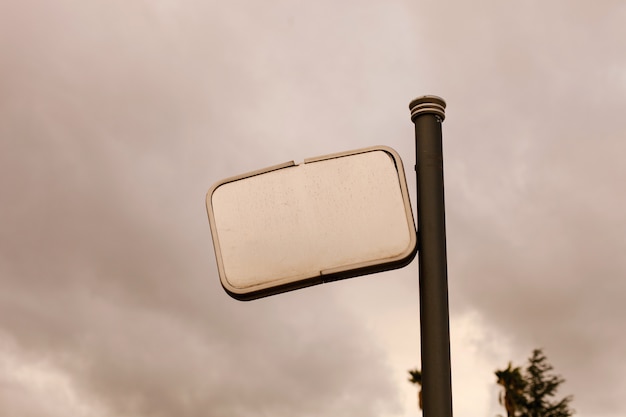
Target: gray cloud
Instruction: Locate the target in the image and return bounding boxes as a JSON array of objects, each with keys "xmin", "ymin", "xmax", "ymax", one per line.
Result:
[
  {"xmin": 0, "ymin": 2, "xmax": 401, "ymax": 416},
  {"xmin": 423, "ymin": 2, "xmax": 626, "ymax": 415},
  {"xmin": 2, "ymin": 1, "xmax": 626, "ymax": 416}
]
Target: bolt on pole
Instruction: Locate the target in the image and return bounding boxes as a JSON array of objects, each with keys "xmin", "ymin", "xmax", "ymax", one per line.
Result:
[{"xmin": 409, "ymin": 96, "xmax": 453, "ymax": 417}]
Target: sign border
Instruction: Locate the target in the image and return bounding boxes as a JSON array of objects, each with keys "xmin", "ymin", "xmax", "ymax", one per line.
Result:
[{"xmin": 206, "ymin": 145, "xmax": 417, "ymax": 300}]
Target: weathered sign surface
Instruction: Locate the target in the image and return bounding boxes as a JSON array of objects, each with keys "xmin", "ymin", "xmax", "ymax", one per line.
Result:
[{"xmin": 206, "ymin": 146, "xmax": 416, "ymax": 300}]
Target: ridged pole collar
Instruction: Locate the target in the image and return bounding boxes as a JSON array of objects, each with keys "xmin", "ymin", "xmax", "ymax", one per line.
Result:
[{"xmin": 409, "ymin": 95, "xmax": 446, "ymax": 122}]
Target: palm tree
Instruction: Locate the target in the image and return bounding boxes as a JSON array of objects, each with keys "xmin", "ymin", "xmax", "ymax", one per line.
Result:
[
  {"xmin": 495, "ymin": 362, "xmax": 526, "ymax": 417},
  {"xmin": 408, "ymin": 368, "xmax": 423, "ymax": 410}
]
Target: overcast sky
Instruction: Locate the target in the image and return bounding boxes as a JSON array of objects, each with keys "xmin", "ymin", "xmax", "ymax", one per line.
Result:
[{"xmin": 2, "ymin": 1, "xmax": 626, "ymax": 416}]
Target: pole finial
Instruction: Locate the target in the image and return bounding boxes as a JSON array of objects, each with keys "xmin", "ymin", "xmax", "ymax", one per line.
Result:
[{"xmin": 409, "ymin": 95, "xmax": 446, "ymax": 122}]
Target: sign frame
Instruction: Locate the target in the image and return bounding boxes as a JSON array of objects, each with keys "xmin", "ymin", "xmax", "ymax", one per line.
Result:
[{"xmin": 206, "ymin": 146, "xmax": 417, "ymax": 300}]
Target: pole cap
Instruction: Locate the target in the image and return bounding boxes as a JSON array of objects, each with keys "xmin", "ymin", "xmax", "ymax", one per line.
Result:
[{"xmin": 409, "ymin": 95, "xmax": 446, "ymax": 122}]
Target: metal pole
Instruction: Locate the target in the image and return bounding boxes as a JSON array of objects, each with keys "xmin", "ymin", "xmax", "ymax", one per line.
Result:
[{"xmin": 409, "ymin": 96, "xmax": 453, "ymax": 417}]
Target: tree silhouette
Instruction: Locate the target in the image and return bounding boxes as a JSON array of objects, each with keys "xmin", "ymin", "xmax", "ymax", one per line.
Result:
[
  {"xmin": 495, "ymin": 362, "xmax": 526, "ymax": 417},
  {"xmin": 496, "ymin": 349, "xmax": 574, "ymax": 417},
  {"xmin": 408, "ymin": 368, "xmax": 423, "ymax": 410},
  {"xmin": 522, "ymin": 349, "xmax": 574, "ymax": 417}
]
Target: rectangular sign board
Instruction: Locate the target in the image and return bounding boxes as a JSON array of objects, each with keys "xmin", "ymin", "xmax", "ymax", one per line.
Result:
[{"xmin": 206, "ymin": 146, "xmax": 417, "ymax": 300}]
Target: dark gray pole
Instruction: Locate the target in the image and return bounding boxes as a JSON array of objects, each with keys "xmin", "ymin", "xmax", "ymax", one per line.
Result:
[{"xmin": 409, "ymin": 96, "xmax": 453, "ymax": 417}]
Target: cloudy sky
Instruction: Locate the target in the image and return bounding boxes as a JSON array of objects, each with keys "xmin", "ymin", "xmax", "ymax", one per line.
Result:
[{"xmin": 2, "ymin": 1, "xmax": 625, "ymax": 416}]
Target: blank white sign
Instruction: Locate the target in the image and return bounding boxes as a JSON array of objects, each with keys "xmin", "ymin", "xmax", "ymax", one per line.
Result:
[{"xmin": 206, "ymin": 146, "xmax": 416, "ymax": 300}]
